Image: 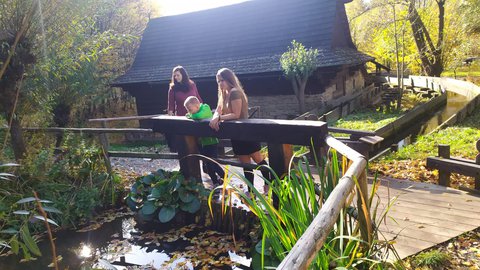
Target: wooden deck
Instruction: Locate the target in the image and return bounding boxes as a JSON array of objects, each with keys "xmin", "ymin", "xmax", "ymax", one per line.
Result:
[
  {"xmin": 203, "ymin": 165, "xmax": 480, "ymax": 260},
  {"xmin": 373, "ymin": 176, "xmax": 480, "ymax": 259}
]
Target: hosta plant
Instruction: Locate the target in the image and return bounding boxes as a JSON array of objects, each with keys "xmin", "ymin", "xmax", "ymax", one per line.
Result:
[{"xmin": 125, "ymin": 169, "xmax": 207, "ymax": 223}]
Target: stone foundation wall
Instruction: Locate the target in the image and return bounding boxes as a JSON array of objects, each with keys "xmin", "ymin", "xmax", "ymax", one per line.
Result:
[{"xmin": 249, "ymin": 70, "xmax": 369, "ymax": 119}]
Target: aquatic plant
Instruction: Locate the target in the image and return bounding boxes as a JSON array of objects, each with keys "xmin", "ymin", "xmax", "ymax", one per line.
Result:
[
  {"xmin": 126, "ymin": 169, "xmax": 207, "ymax": 223},
  {"xmin": 210, "ymin": 150, "xmax": 401, "ymax": 269}
]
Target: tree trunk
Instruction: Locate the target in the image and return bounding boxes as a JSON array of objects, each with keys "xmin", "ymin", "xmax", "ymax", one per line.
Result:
[
  {"xmin": 298, "ymin": 88, "xmax": 306, "ymax": 114},
  {"xmin": 7, "ymin": 113, "xmax": 26, "ymax": 160},
  {"xmin": 53, "ymin": 103, "xmax": 72, "ymax": 149},
  {"xmin": 408, "ymin": 0, "xmax": 445, "ymax": 77},
  {"xmin": 298, "ymin": 78, "xmax": 308, "ymax": 114}
]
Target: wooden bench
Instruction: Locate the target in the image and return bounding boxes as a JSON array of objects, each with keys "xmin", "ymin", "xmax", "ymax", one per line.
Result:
[{"xmin": 426, "ymin": 142, "xmax": 480, "ymax": 193}]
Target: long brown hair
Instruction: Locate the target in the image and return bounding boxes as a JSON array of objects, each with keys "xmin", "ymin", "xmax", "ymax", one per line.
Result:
[
  {"xmin": 169, "ymin": 66, "xmax": 193, "ymax": 92},
  {"xmin": 216, "ymin": 68, "xmax": 247, "ymax": 109}
]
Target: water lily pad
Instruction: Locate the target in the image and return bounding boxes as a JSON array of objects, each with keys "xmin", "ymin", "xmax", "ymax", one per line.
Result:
[{"xmin": 158, "ymin": 206, "xmax": 176, "ymax": 223}]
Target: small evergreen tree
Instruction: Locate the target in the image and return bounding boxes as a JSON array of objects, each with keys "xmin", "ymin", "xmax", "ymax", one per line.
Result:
[{"xmin": 280, "ymin": 40, "xmax": 318, "ymax": 114}]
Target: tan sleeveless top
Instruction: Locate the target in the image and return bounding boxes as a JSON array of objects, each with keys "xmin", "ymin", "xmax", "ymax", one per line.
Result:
[{"xmin": 222, "ymin": 89, "xmax": 249, "ymax": 119}]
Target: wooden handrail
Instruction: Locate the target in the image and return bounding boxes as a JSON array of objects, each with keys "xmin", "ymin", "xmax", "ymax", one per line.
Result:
[
  {"xmin": 151, "ymin": 115, "xmax": 328, "ymax": 146},
  {"xmin": 0, "ymin": 127, "xmax": 153, "ymax": 134},
  {"xmin": 88, "ymin": 114, "xmax": 162, "ymax": 122},
  {"xmin": 277, "ymin": 135, "xmax": 369, "ymax": 270}
]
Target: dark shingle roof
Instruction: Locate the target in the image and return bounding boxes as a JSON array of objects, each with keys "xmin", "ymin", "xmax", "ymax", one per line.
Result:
[{"xmin": 114, "ymin": 0, "xmax": 373, "ymax": 86}]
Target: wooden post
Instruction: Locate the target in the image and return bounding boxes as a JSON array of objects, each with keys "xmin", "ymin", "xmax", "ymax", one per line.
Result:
[
  {"xmin": 267, "ymin": 143, "xmax": 293, "ymax": 179},
  {"xmin": 438, "ymin": 144, "xmax": 451, "ymax": 187},
  {"xmin": 267, "ymin": 143, "xmax": 293, "ymax": 207},
  {"xmin": 476, "ymin": 140, "xmax": 480, "ymax": 190},
  {"xmin": 177, "ymin": 135, "xmax": 201, "ymax": 182},
  {"xmin": 357, "ymin": 169, "xmax": 372, "ymax": 245},
  {"xmin": 98, "ymin": 121, "xmax": 112, "ymax": 174},
  {"xmin": 390, "ymin": 144, "xmax": 398, "ymax": 152}
]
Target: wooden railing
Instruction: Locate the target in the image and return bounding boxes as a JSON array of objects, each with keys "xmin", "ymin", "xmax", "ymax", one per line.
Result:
[
  {"xmin": 277, "ymin": 135, "xmax": 370, "ymax": 269},
  {"xmin": 73, "ymin": 115, "xmax": 371, "ymax": 269},
  {"xmin": 426, "ymin": 141, "xmax": 480, "ymax": 193},
  {"xmin": 7, "ymin": 114, "xmax": 372, "ymax": 269}
]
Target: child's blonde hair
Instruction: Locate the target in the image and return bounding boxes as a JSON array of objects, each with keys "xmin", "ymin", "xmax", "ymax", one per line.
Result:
[{"xmin": 184, "ymin": 96, "xmax": 200, "ymax": 108}]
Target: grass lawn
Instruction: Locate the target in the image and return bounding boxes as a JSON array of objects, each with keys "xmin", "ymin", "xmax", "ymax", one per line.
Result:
[
  {"xmin": 370, "ymin": 106, "xmax": 480, "ymax": 189},
  {"xmin": 331, "ymin": 92, "xmax": 430, "ymax": 132},
  {"xmin": 442, "ymin": 70, "xmax": 480, "ymax": 77}
]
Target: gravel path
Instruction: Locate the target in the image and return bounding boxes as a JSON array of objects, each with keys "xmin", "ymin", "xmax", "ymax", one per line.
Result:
[
  {"xmin": 110, "ymin": 155, "xmax": 268, "ymax": 194},
  {"xmin": 110, "ymin": 156, "xmax": 180, "ymax": 176}
]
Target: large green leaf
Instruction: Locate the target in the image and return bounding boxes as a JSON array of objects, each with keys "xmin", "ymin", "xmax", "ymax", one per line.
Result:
[
  {"xmin": 158, "ymin": 206, "xmax": 176, "ymax": 223},
  {"xmin": 20, "ymin": 225, "xmax": 41, "ymax": 257},
  {"xmin": 33, "ymin": 215, "xmax": 59, "ymax": 227},
  {"xmin": 168, "ymin": 178, "xmax": 181, "ymax": 192},
  {"xmin": 0, "ymin": 228, "xmax": 18, "ymax": 234},
  {"xmin": 142, "ymin": 174, "xmax": 156, "ymax": 185},
  {"xmin": 13, "ymin": 210, "xmax": 30, "ymax": 215},
  {"xmin": 178, "ymin": 188, "xmax": 194, "ymax": 203},
  {"xmin": 180, "ymin": 197, "xmax": 200, "ymax": 214},
  {"xmin": 154, "ymin": 169, "xmax": 166, "ymax": 180},
  {"xmin": 141, "ymin": 201, "xmax": 157, "ymax": 215},
  {"xmin": 15, "ymin": 197, "xmax": 36, "ymax": 204},
  {"xmin": 10, "ymin": 235, "xmax": 19, "ymax": 254},
  {"xmin": 42, "ymin": 206, "xmax": 62, "ymax": 214},
  {"xmin": 150, "ymin": 187, "xmax": 163, "ymax": 198},
  {"xmin": 126, "ymin": 196, "xmax": 137, "ymax": 211}
]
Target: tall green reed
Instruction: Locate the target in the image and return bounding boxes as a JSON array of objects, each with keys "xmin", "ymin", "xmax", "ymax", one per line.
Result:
[{"xmin": 209, "ymin": 148, "xmax": 403, "ymax": 269}]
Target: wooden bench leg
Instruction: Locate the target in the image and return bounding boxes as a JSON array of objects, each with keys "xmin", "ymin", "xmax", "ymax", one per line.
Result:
[
  {"xmin": 438, "ymin": 144, "xmax": 451, "ymax": 187},
  {"xmin": 177, "ymin": 135, "xmax": 201, "ymax": 182}
]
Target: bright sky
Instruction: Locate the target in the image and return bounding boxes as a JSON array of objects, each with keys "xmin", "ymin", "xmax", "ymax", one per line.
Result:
[{"xmin": 158, "ymin": 0, "xmax": 250, "ymax": 16}]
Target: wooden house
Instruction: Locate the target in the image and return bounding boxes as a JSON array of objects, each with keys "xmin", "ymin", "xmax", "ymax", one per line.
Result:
[{"xmin": 112, "ymin": 0, "xmax": 374, "ymax": 123}]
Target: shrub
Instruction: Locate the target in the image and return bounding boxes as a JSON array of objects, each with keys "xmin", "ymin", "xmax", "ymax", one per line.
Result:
[
  {"xmin": 126, "ymin": 169, "xmax": 207, "ymax": 223},
  {"xmin": 210, "ymin": 151, "xmax": 400, "ymax": 269},
  {"xmin": 414, "ymin": 250, "xmax": 450, "ymax": 268}
]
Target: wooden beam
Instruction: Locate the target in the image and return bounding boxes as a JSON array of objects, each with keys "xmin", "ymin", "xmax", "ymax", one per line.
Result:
[
  {"xmin": 5, "ymin": 127, "xmax": 153, "ymax": 134},
  {"xmin": 426, "ymin": 157, "xmax": 480, "ymax": 177},
  {"xmin": 151, "ymin": 116, "xmax": 328, "ymax": 146},
  {"xmin": 89, "ymin": 115, "xmax": 161, "ymax": 122}
]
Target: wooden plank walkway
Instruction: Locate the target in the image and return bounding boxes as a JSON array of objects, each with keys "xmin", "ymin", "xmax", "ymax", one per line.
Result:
[
  {"xmin": 202, "ymin": 165, "xmax": 480, "ymax": 260},
  {"xmin": 373, "ymin": 176, "xmax": 480, "ymax": 259}
]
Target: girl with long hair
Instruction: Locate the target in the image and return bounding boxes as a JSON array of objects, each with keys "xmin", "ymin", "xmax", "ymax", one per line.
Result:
[
  {"xmin": 209, "ymin": 68, "xmax": 269, "ymax": 190},
  {"xmin": 167, "ymin": 66, "xmax": 202, "ymax": 116}
]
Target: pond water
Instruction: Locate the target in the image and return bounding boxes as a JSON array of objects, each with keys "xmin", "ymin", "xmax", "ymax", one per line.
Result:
[
  {"xmin": 391, "ymin": 91, "xmax": 470, "ymax": 151},
  {"xmin": 0, "ymin": 208, "xmax": 253, "ymax": 269}
]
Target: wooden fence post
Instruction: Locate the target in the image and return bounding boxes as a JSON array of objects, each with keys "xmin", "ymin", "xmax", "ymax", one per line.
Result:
[
  {"xmin": 476, "ymin": 140, "xmax": 480, "ymax": 190},
  {"xmin": 357, "ymin": 169, "xmax": 372, "ymax": 245},
  {"xmin": 267, "ymin": 143, "xmax": 293, "ymax": 207},
  {"xmin": 98, "ymin": 120, "xmax": 112, "ymax": 174},
  {"xmin": 177, "ymin": 135, "xmax": 201, "ymax": 182},
  {"xmin": 438, "ymin": 144, "xmax": 451, "ymax": 187}
]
